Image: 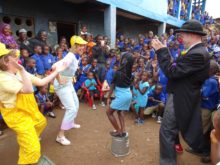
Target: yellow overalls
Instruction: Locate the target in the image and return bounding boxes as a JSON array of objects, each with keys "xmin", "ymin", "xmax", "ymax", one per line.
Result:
[{"xmin": 0, "ymin": 93, "xmax": 47, "ymax": 165}]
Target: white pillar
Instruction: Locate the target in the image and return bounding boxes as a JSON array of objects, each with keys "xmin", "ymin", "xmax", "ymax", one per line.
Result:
[
  {"xmin": 177, "ymin": 0, "xmax": 181, "ymax": 19},
  {"xmin": 158, "ymin": 22, "xmax": 166, "ymax": 36},
  {"xmin": 188, "ymin": 0, "xmax": 193, "ymax": 19},
  {"xmin": 104, "ymin": 4, "xmax": 116, "ymax": 48}
]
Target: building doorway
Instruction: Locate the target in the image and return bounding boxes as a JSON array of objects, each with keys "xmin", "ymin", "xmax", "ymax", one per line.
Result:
[{"xmin": 56, "ymin": 22, "xmax": 77, "ymax": 45}]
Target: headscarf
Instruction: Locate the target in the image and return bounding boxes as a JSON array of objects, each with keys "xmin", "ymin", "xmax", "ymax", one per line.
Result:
[{"xmin": 0, "ymin": 23, "xmax": 18, "ymax": 49}]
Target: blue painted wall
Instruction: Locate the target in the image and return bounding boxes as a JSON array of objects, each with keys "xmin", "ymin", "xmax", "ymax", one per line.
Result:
[{"xmin": 97, "ymin": 0, "xmax": 184, "ymax": 27}]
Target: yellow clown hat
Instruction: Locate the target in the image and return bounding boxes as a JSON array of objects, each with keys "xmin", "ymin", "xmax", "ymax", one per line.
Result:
[
  {"xmin": 0, "ymin": 43, "xmax": 11, "ymax": 57},
  {"xmin": 0, "ymin": 43, "xmax": 20, "ymax": 57},
  {"xmin": 70, "ymin": 35, "xmax": 88, "ymax": 47}
]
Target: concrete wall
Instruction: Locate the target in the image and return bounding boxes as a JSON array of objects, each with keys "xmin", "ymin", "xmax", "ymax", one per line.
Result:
[
  {"xmin": 79, "ymin": 10, "xmax": 104, "ymax": 37},
  {"xmin": 117, "ymin": 16, "xmax": 158, "ymax": 38},
  {"xmin": 2, "ymin": 0, "xmax": 79, "ymax": 46}
]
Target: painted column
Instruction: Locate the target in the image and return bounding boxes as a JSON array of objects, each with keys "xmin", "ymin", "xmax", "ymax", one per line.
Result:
[
  {"xmin": 158, "ymin": 22, "xmax": 166, "ymax": 36},
  {"xmin": 104, "ymin": 4, "xmax": 116, "ymax": 48},
  {"xmin": 177, "ymin": 0, "xmax": 181, "ymax": 19},
  {"xmin": 188, "ymin": 0, "xmax": 193, "ymax": 19},
  {"xmin": 202, "ymin": 0, "xmax": 206, "ymax": 13}
]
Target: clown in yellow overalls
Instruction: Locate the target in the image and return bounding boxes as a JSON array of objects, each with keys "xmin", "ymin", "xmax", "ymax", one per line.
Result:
[{"xmin": 0, "ymin": 43, "xmax": 65, "ymax": 164}]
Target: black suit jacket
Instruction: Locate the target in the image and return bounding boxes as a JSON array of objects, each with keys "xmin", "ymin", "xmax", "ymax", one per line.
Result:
[{"xmin": 156, "ymin": 43, "xmax": 210, "ymax": 149}]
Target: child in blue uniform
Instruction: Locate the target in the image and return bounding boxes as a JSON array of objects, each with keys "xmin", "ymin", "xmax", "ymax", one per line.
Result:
[
  {"xmin": 31, "ymin": 45, "xmax": 45, "ymax": 77},
  {"xmin": 146, "ymin": 84, "xmax": 166, "ymax": 123},
  {"xmin": 84, "ymin": 72, "xmax": 105, "ymax": 110},
  {"xmin": 35, "ymin": 86, "xmax": 55, "ymax": 118},
  {"xmin": 135, "ymin": 71, "xmax": 149, "ymax": 124},
  {"xmin": 41, "ymin": 45, "xmax": 55, "ymax": 75},
  {"xmin": 74, "ymin": 57, "xmax": 91, "ymax": 92}
]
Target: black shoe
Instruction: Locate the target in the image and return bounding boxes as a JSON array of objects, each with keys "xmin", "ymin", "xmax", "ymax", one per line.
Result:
[{"xmin": 185, "ymin": 147, "xmax": 209, "ymax": 157}]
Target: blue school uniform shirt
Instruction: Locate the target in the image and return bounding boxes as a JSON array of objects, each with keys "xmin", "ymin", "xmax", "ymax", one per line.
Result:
[
  {"xmin": 105, "ymin": 68, "xmax": 116, "ymax": 85},
  {"xmin": 133, "ymin": 44, "xmax": 142, "ymax": 52},
  {"xmin": 168, "ymin": 35, "xmax": 175, "ymax": 43},
  {"xmin": 35, "ymin": 92, "xmax": 47, "ymax": 105},
  {"xmin": 40, "ymin": 53, "xmax": 55, "ymax": 71},
  {"xmin": 62, "ymin": 51, "xmax": 68, "ymax": 58},
  {"xmin": 80, "ymin": 64, "xmax": 91, "ymax": 77},
  {"xmin": 147, "ymin": 90, "xmax": 166, "ymax": 107},
  {"xmin": 26, "ymin": 66, "xmax": 37, "ymax": 75},
  {"xmin": 108, "ymin": 57, "xmax": 116, "ymax": 69},
  {"xmin": 144, "ymin": 38, "xmax": 151, "ymax": 44},
  {"xmin": 31, "ymin": 54, "xmax": 45, "ymax": 75},
  {"xmin": 137, "ymin": 81, "xmax": 149, "ymax": 107},
  {"xmin": 179, "ymin": 43, "xmax": 185, "ymax": 51},
  {"xmin": 20, "ymin": 57, "xmax": 26, "ymax": 67},
  {"xmin": 75, "ymin": 53, "xmax": 80, "ymax": 60},
  {"xmin": 117, "ymin": 41, "xmax": 125, "ymax": 50},
  {"xmin": 85, "ymin": 78, "xmax": 97, "ymax": 90},
  {"xmin": 150, "ymin": 49, "xmax": 155, "ymax": 59},
  {"xmin": 158, "ymin": 68, "xmax": 168, "ymax": 95},
  {"xmin": 170, "ymin": 48, "xmax": 180, "ymax": 61},
  {"xmin": 201, "ymin": 76, "xmax": 219, "ymax": 111}
]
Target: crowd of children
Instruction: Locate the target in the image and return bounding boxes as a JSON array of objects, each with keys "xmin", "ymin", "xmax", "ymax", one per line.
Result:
[
  {"xmin": 167, "ymin": 0, "xmax": 215, "ymax": 24},
  {"xmin": 0, "ymin": 15, "xmax": 220, "ymax": 163}
]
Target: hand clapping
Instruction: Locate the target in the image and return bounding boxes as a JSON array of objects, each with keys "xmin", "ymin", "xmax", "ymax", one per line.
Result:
[{"xmin": 151, "ymin": 38, "xmax": 166, "ymax": 51}]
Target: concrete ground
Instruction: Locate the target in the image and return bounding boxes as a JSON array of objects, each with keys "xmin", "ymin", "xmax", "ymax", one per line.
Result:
[{"xmin": 0, "ymin": 102, "xmax": 210, "ymax": 165}]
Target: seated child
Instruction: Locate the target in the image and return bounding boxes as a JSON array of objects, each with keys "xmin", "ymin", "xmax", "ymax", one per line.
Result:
[
  {"xmin": 35, "ymin": 86, "xmax": 56, "ymax": 118},
  {"xmin": 74, "ymin": 56, "xmax": 91, "ymax": 92},
  {"xmin": 84, "ymin": 72, "xmax": 105, "ymax": 110},
  {"xmin": 89, "ymin": 58, "xmax": 100, "ymax": 82},
  {"xmin": 211, "ymin": 109, "xmax": 220, "ymax": 165},
  {"xmin": 145, "ymin": 84, "xmax": 166, "ymax": 124}
]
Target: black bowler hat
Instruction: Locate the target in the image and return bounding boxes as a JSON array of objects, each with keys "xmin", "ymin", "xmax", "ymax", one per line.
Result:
[{"xmin": 175, "ymin": 19, "xmax": 207, "ymax": 36}]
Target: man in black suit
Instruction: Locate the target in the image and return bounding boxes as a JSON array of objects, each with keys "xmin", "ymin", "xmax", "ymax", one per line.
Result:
[{"xmin": 152, "ymin": 20, "xmax": 210, "ymax": 165}]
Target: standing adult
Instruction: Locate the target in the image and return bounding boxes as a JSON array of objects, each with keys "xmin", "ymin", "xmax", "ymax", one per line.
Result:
[
  {"xmin": 53, "ymin": 36, "xmax": 87, "ymax": 145},
  {"xmin": 29, "ymin": 30, "xmax": 48, "ymax": 54},
  {"xmin": 16, "ymin": 28, "xmax": 32, "ymax": 53},
  {"xmin": 92, "ymin": 35, "xmax": 109, "ymax": 82},
  {"xmin": 152, "ymin": 19, "xmax": 210, "ymax": 165},
  {"xmin": 0, "ymin": 23, "xmax": 18, "ymax": 49}
]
